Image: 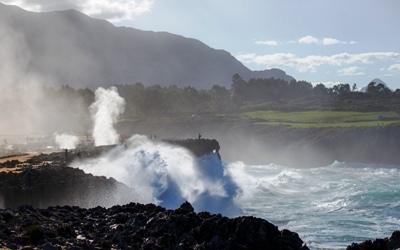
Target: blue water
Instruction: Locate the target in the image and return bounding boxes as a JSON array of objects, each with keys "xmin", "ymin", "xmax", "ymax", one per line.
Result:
[
  {"xmin": 73, "ymin": 135, "xmax": 400, "ymax": 249},
  {"xmin": 229, "ymin": 161, "xmax": 400, "ymax": 249}
]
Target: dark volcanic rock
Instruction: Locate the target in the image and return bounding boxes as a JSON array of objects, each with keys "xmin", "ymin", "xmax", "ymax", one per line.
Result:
[
  {"xmin": 0, "ymin": 138, "xmax": 221, "ymax": 209},
  {"xmin": 0, "ymin": 140, "xmax": 311, "ymax": 249},
  {"xmin": 0, "ymin": 165, "xmax": 138, "ymax": 209},
  {"xmin": 164, "ymin": 138, "xmax": 221, "ymax": 159},
  {"xmin": 0, "ymin": 202, "xmax": 309, "ymax": 249},
  {"xmin": 346, "ymin": 231, "xmax": 400, "ymax": 250}
]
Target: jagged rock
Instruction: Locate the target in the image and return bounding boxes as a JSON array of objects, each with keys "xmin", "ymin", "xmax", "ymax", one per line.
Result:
[
  {"xmin": 346, "ymin": 231, "xmax": 400, "ymax": 250},
  {"xmin": 0, "ymin": 202, "xmax": 309, "ymax": 249},
  {"xmin": 175, "ymin": 201, "xmax": 194, "ymax": 214},
  {"xmin": 0, "ymin": 140, "xmax": 310, "ymax": 249}
]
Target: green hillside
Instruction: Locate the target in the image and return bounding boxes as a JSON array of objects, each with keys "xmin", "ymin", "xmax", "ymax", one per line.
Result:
[{"xmin": 245, "ymin": 111, "xmax": 400, "ymax": 128}]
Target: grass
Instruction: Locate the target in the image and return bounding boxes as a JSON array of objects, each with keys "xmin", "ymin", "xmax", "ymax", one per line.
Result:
[{"xmin": 244, "ymin": 111, "xmax": 400, "ymax": 128}]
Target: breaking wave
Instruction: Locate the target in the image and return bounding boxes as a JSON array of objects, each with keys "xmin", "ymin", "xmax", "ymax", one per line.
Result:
[{"xmin": 71, "ymin": 135, "xmax": 242, "ymax": 216}]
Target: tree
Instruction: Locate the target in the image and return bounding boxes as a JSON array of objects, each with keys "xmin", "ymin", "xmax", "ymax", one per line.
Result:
[
  {"xmin": 332, "ymin": 83, "xmax": 350, "ymax": 95},
  {"xmin": 232, "ymin": 73, "xmax": 246, "ymax": 88},
  {"xmin": 209, "ymin": 85, "xmax": 232, "ymax": 111},
  {"xmin": 142, "ymin": 85, "xmax": 165, "ymax": 115},
  {"xmin": 313, "ymin": 83, "xmax": 328, "ymax": 95},
  {"xmin": 288, "ymin": 80, "xmax": 313, "ymax": 97},
  {"xmin": 366, "ymin": 82, "xmax": 392, "ymax": 95}
]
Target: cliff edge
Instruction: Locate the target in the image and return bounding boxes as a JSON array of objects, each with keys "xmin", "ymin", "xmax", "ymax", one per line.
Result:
[{"xmin": 164, "ymin": 138, "xmax": 221, "ymax": 159}]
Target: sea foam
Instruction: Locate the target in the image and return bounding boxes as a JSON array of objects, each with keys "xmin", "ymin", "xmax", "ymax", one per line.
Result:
[{"xmin": 71, "ymin": 135, "xmax": 242, "ymax": 216}]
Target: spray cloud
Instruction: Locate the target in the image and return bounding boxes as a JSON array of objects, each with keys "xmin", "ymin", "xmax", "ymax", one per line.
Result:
[
  {"xmin": 89, "ymin": 87, "xmax": 125, "ymax": 146},
  {"xmin": 55, "ymin": 133, "xmax": 80, "ymax": 149},
  {"xmin": 72, "ymin": 135, "xmax": 243, "ymax": 216}
]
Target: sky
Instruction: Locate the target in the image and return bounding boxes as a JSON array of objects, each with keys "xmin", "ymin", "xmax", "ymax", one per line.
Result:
[{"xmin": 2, "ymin": 0, "xmax": 400, "ymax": 89}]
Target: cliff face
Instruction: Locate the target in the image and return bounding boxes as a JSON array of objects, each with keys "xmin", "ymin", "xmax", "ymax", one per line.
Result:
[
  {"xmin": 0, "ymin": 139, "xmax": 221, "ymax": 209},
  {"xmin": 118, "ymin": 117, "xmax": 400, "ymax": 168},
  {"xmin": 0, "ymin": 165, "xmax": 139, "ymax": 209}
]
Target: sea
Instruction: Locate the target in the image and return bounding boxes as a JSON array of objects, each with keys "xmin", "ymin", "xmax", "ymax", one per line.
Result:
[{"xmin": 72, "ymin": 135, "xmax": 400, "ymax": 250}]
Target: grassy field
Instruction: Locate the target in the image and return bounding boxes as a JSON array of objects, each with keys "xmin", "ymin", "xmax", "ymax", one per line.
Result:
[{"xmin": 244, "ymin": 111, "xmax": 400, "ymax": 128}]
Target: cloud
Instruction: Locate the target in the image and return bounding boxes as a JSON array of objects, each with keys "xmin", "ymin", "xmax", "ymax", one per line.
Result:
[
  {"xmin": 298, "ymin": 35, "xmax": 319, "ymax": 44},
  {"xmin": 337, "ymin": 66, "xmax": 365, "ymax": 76},
  {"xmin": 254, "ymin": 40, "xmax": 278, "ymax": 46},
  {"xmin": 297, "ymin": 36, "xmax": 356, "ymax": 45},
  {"xmin": 1, "ymin": 0, "xmax": 154, "ymax": 22},
  {"xmin": 323, "ymin": 37, "xmax": 342, "ymax": 45},
  {"xmin": 311, "ymin": 81, "xmax": 343, "ymax": 88},
  {"xmin": 236, "ymin": 52, "xmax": 400, "ymax": 73},
  {"xmin": 388, "ymin": 63, "xmax": 400, "ymax": 73}
]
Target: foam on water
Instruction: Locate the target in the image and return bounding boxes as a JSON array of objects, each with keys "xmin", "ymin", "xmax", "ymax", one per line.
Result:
[
  {"xmin": 72, "ymin": 138, "xmax": 400, "ymax": 249},
  {"xmin": 72, "ymin": 135, "xmax": 241, "ymax": 215},
  {"xmin": 230, "ymin": 161, "xmax": 400, "ymax": 249}
]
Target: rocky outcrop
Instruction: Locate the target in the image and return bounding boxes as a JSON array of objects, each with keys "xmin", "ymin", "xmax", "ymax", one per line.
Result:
[
  {"xmin": 0, "ymin": 202, "xmax": 309, "ymax": 249},
  {"xmin": 0, "ymin": 138, "xmax": 222, "ymax": 209},
  {"xmin": 346, "ymin": 231, "xmax": 400, "ymax": 250},
  {"xmin": 0, "ymin": 164, "xmax": 139, "ymax": 209},
  {"xmin": 164, "ymin": 138, "xmax": 221, "ymax": 159},
  {"xmin": 0, "ymin": 142, "xmax": 311, "ymax": 249}
]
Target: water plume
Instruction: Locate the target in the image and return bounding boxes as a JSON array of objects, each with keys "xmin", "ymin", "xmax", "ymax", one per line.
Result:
[
  {"xmin": 55, "ymin": 133, "xmax": 79, "ymax": 149},
  {"xmin": 89, "ymin": 87, "xmax": 125, "ymax": 146},
  {"xmin": 71, "ymin": 135, "xmax": 242, "ymax": 216}
]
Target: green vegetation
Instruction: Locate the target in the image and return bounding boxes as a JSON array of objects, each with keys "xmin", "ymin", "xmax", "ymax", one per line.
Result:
[
  {"xmin": 245, "ymin": 111, "xmax": 400, "ymax": 128},
  {"xmin": 4, "ymin": 75, "xmax": 399, "ymax": 130}
]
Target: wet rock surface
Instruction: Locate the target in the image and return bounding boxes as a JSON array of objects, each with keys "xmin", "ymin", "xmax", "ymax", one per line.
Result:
[
  {"xmin": 346, "ymin": 231, "xmax": 400, "ymax": 250},
  {"xmin": 0, "ymin": 202, "xmax": 309, "ymax": 249}
]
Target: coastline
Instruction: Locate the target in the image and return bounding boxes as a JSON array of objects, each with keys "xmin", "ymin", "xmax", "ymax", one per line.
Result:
[
  {"xmin": 0, "ymin": 141, "xmax": 399, "ymax": 249},
  {"xmin": 117, "ymin": 118, "xmax": 400, "ymax": 168}
]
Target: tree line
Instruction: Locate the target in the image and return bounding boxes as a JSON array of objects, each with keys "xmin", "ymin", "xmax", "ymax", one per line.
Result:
[
  {"xmin": 115, "ymin": 74, "xmax": 400, "ymax": 116},
  {"xmin": 12, "ymin": 74, "xmax": 399, "ymax": 119}
]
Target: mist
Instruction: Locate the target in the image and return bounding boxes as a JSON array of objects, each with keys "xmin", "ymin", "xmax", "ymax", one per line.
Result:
[
  {"xmin": 89, "ymin": 87, "xmax": 125, "ymax": 146},
  {"xmin": 0, "ymin": 20, "xmax": 92, "ymax": 137},
  {"xmin": 55, "ymin": 133, "xmax": 80, "ymax": 149},
  {"xmin": 71, "ymin": 134, "xmax": 243, "ymax": 216}
]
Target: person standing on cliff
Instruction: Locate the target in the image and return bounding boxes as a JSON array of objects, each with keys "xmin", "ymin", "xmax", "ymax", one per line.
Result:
[
  {"xmin": 65, "ymin": 149, "xmax": 68, "ymax": 162},
  {"xmin": 198, "ymin": 133, "xmax": 202, "ymax": 140}
]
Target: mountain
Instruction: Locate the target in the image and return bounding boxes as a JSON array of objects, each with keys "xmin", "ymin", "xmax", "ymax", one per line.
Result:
[{"xmin": 0, "ymin": 3, "xmax": 294, "ymax": 90}]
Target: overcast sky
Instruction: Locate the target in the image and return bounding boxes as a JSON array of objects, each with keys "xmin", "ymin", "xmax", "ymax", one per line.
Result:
[{"xmin": 2, "ymin": 0, "xmax": 400, "ymax": 89}]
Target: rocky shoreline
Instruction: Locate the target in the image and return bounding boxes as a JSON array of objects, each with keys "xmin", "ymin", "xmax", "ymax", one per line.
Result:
[
  {"xmin": 0, "ymin": 142, "xmax": 399, "ymax": 249},
  {"xmin": 0, "ymin": 202, "xmax": 309, "ymax": 249},
  {"xmin": 346, "ymin": 231, "xmax": 400, "ymax": 250}
]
